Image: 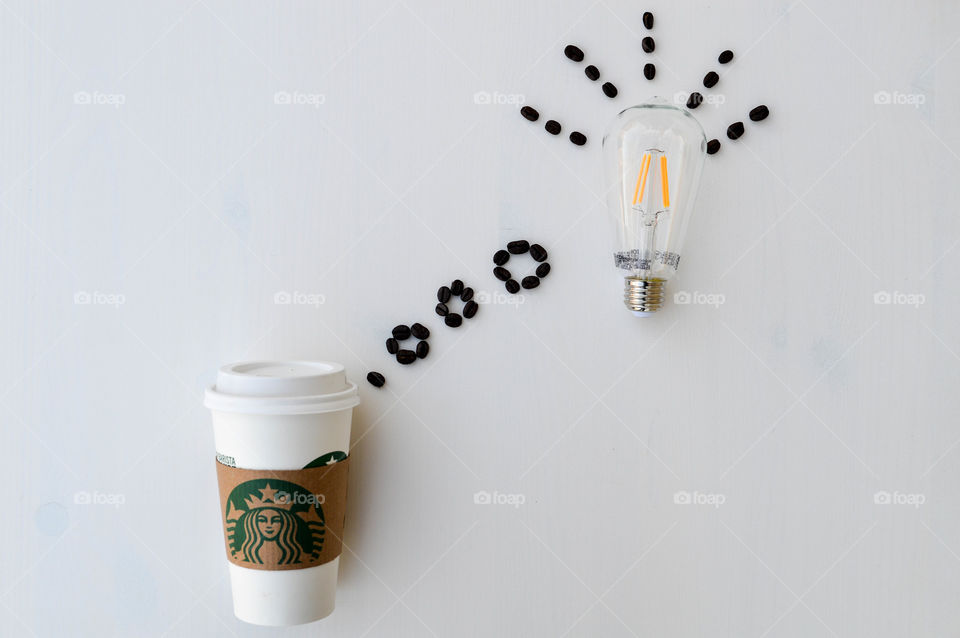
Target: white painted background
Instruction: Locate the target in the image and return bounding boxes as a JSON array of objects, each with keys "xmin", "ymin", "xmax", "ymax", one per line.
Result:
[{"xmin": 2, "ymin": 1, "xmax": 959, "ymax": 636}]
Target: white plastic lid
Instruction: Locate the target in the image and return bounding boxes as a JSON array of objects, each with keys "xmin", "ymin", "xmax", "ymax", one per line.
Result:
[{"xmin": 204, "ymin": 360, "xmax": 360, "ymax": 415}]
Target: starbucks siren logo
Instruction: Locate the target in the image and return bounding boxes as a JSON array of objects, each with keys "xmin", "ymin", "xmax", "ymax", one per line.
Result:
[{"xmin": 225, "ymin": 478, "xmax": 325, "ymax": 566}]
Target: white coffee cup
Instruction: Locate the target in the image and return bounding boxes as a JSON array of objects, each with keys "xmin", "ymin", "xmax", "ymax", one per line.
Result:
[{"xmin": 204, "ymin": 360, "xmax": 359, "ymax": 626}]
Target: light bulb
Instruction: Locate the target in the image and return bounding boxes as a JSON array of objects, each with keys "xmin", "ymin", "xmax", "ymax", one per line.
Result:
[{"xmin": 602, "ymin": 100, "xmax": 707, "ymax": 315}]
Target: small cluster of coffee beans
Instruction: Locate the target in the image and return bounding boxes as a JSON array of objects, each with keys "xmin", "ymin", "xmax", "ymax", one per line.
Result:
[
  {"xmin": 641, "ymin": 12, "xmax": 656, "ymax": 80},
  {"xmin": 435, "ymin": 279, "xmax": 478, "ymax": 327},
  {"xmin": 385, "ymin": 322, "xmax": 430, "ymax": 367},
  {"xmin": 520, "ymin": 105, "xmax": 587, "ymax": 147},
  {"xmin": 493, "ymin": 240, "xmax": 550, "ymax": 293},
  {"xmin": 724, "ymin": 105, "xmax": 770, "ymax": 143},
  {"xmin": 564, "ymin": 44, "xmax": 618, "ymax": 99}
]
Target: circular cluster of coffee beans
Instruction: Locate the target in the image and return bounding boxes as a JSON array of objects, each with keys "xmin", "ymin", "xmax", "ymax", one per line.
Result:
[
  {"xmin": 435, "ymin": 279, "xmax": 478, "ymax": 327},
  {"xmin": 385, "ymin": 322, "xmax": 430, "ymax": 366},
  {"xmin": 492, "ymin": 240, "xmax": 551, "ymax": 293}
]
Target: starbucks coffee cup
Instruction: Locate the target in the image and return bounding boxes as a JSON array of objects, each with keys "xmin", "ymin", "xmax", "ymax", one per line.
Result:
[{"xmin": 204, "ymin": 361, "xmax": 360, "ymax": 626}]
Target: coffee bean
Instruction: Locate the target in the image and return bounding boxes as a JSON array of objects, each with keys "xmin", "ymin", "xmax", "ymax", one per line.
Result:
[
  {"xmin": 493, "ymin": 266, "xmax": 512, "ymax": 281},
  {"xmin": 644, "ymin": 63, "xmax": 656, "ymax": 80},
  {"xmin": 460, "ymin": 287, "xmax": 474, "ymax": 302},
  {"xmin": 505, "ymin": 279, "xmax": 520, "ymax": 294},
  {"xmin": 642, "ymin": 11, "xmax": 654, "ymax": 29},
  {"xmin": 749, "ymin": 105, "xmax": 769, "ymax": 122},
  {"xmin": 411, "ymin": 322, "xmax": 430, "ymax": 340},
  {"xmin": 396, "ymin": 350, "xmax": 416, "ymax": 364},
  {"xmin": 686, "ymin": 92, "xmax": 703, "ymax": 109},
  {"xmin": 545, "ymin": 120, "xmax": 561, "ymax": 135},
  {"xmin": 437, "ymin": 285, "xmax": 451, "ymax": 303},
  {"xmin": 521, "ymin": 276, "xmax": 540, "ymax": 289},
  {"xmin": 386, "ymin": 337, "xmax": 399, "ymax": 354},
  {"xmin": 463, "ymin": 300, "xmax": 479, "ymax": 318},
  {"xmin": 569, "ymin": 131, "xmax": 587, "ymax": 146},
  {"xmin": 706, "ymin": 139, "xmax": 721, "ymax": 155},
  {"xmin": 564, "ymin": 44, "xmax": 585, "ymax": 62},
  {"xmin": 726, "ymin": 121, "xmax": 745, "ymax": 140},
  {"xmin": 584, "ymin": 65, "xmax": 600, "ymax": 81},
  {"xmin": 508, "ymin": 240, "xmax": 530, "ymax": 254},
  {"xmin": 529, "ymin": 243, "xmax": 548, "ymax": 262},
  {"xmin": 493, "ymin": 249, "xmax": 510, "ymax": 265},
  {"xmin": 520, "ymin": 106, "xmax": 539, "ymax": 122},
  {"xmin": 642, "ymin": 37, "xmax": 655, "ymax": 53},
  {"xmin": 536, "ymin": 262, "xmax": 551, "ymax": 278},
  {"xmin": 703, "ymin": 71, "xmax": 719, "ymax": 88},
  {"xmin": 718, "ymin": 49, "xmax": 734, "ymax": 64},
  {"xmin": 392, "ymin": 324, "xmax": 411, "ymax": 340},
  {"xmin": 444, "ymin": 313, "xmax": 463, "ymax": 328},
  {"xmin": 366, "ymin": 371, "xmax": 385, "ymax": 387},
  {"xmin": 602, "ymin": 82, "xmax": 618, "ymax": 98},
  {"xmin": 416, "ymin": 340, "xmax": 429, "ymax": 358},
  {"xmin": 435, "ymin": 302, "xmax": 449, "ymax": 317},
  {"xmin": 450, "ymin": 279, "xmax": 464, "ymax": 296}
]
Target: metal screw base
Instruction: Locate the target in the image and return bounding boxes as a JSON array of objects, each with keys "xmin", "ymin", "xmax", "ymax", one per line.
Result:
[{"xmin": 624, "ymin": 277, "xmax": 666, "ymax": 313}]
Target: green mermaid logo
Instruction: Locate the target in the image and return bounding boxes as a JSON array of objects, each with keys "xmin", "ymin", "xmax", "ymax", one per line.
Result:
[{"xmin": 224, "ymin": 479, "xmax": 325, "ymax": 567}]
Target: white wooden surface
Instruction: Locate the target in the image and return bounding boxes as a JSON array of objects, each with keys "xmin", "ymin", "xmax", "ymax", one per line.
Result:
[{"xmin": 2, "ymin": 1, "xmax": 959, "ymax": 636}]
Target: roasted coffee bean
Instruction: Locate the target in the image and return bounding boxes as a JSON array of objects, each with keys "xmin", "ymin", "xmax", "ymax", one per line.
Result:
[
  {"xmin": 642, "ymin": 37, "xmax": 655, "ymax": 53},
  {"xmin": 505, "ymin": 279, "xmax": 520, "ymax": 294},
  {"xmin": 444, "ymin": 313, "xmax": 463, "ymax": 328},
  {"xmin": 416, "ymin": 340, "xmax": 429, "ymax": 358},
  {"xmin": 602, "ymin": 82, "xmax": 618, "ymax": 98},
  {"xmin": 450, "ymin": 279, "xmax": 464, "ymax": 296},
  {"xmin": 392, "ymin": 324, "xmax": 411, "ymax": 340},
  {"xmin": 569, "ymin": 131, "xmax": 587, "ymax": 146},
  {"xmin": 536, "ymin": 262, "xmax": 551, "ymax": 278},
  {"xmin": 493, "ymin": 266, "xmax": 512, "ymax": 281},
  {"xmin": 520, "ymin": 106, "xmax": 539, "ymax": 122},
  {"xmin": 545, "ymin": 120, "xmax": 561, "ymax": 135},
  {"xmin": 564, "ymin": 44, "xmax": 585, "ymax": 62},
  {"xmin": 411, "ymin": 322, "xmax": 430, "ymax": 340},
  {"xmin": 396, "ymin": 350, "xmax": 416, "ymax": 364},
  {"xmin": 749, "ymin": 105, "xmax": 770, "ymax": 122},
  {"xmin": 726, "ymin": 121, "xmax": 745, "ymax": 140},
  {"xmin": 493, "ymin": 249, "xmax": 510, "ymax": 265},
  {"xmin": 703, "ymin": 71, "xmax": 719, "ymax": 88},
  {"xmin": 366, "ymin": 371, "xmax": 385, "ymax": 387},
  {"xmin": 718, "ymin": 49, "xmax": 734, "ymax": 64},
  {"xmin": 584, "ymin": 65, "xmax": 600, "ymax": 81},
  {"xmin": 706, "ymin": 138, "xmax": 721, "ymax": 155},
  {"xmin": 644, "ymin": 63, "xmax": 656, "ymax": 80},
  {"xmin": 508, "ymin": 240, "xmax": 530, "ymax": 254},
  {"xmin": 386, "ymin": 337, "xmax": 399, "ymax": 354},
  {"xmin": 463, "ymin": 300, "xmax": 478, "ymax": 318},
  {"xmin": 642, "ymin": 11, "xmax": 654, "ymax": 29},
  {"xmin": 686, "ymin": 92, "xmax": 703, "ymax": 109},
  {"xmin": 529, "ymin": 244, "xmax": 548, "ymax": 262},
  {"xmin": 460, "ymin": 287, "xmax": 474, "ymax": 302},
  {"xmin": 435, "ymin": 302, "xmax": 449, "ymax": 317},
  {"xmin": 437, "ymin": 285, "xmax": 451, "ymax": 303},
  {"xmin": 521, "ymin": 276, "xmax": 540, "ymax": 289}
]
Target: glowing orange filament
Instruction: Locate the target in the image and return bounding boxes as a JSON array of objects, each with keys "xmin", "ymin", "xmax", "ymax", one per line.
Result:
[
  {"xmin": 659, "ymin": 156, "xmax": 670, "ymax": 208},
  {"xmin": 632, "ymin": 153, "xmax": 651, "ymax": 205}
]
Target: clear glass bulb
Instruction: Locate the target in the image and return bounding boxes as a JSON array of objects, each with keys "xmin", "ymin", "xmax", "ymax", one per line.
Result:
[{"xmin": 602, "ymin": 100, "xmax": 707, "ymax": 316}]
